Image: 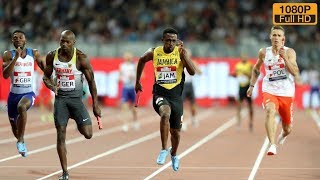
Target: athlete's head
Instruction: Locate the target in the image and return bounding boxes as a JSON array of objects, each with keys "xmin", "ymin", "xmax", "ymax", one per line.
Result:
[
  {"xmin": 162, "ymin": 27, "xmax": 178, "ymax": 53},
  {"xmin": 270, "ymin": 26, "xmax": 285, "ymax": 47},
  {"xmin": 123, "ymin": 52, "xmax": 133, "ymax": 63},
  {"xmin": 12, "ymin": 30, "xmax": 26, "ymax": 49},
  {"xmin": 60, "ymin": 30, "xmax": 76, "ymax": 52},
  {"xmin": 240, "ymin": 53, "xmax": 248, "ymax": 63}
]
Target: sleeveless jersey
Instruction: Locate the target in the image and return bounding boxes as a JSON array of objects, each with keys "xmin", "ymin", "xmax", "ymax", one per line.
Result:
[
  {"xmin": 152, "ymin": 46, "xmax": 185, "ymax": 98},
  {"xmin": 10, "ymin": 48, "xmax": 35, "ymax": 94},
  {"xmin": 53, "ymin": 47, "xmax": 83, "ymax": 97},
  {"xmin": 235, "ymin": 61, "xmax": 252, "ymax": 87},
  {"xmin": 262, "ymin": 46, "xmax": 295, "ymax": 97}
]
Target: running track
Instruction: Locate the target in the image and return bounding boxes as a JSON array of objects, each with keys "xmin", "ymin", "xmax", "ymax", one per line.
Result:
[{"xmin": 0, "ymin": 106, "xmax": 319, "ymax": 180}]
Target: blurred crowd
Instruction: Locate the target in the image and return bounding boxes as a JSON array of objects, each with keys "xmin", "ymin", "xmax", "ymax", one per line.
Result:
[{"xmin": 0, "ymin": 0, "xmax": 319, "ymax": 69}]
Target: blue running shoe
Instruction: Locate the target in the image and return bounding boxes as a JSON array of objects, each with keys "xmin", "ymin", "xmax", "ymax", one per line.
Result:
[
  {"xmin": 171, "ymin": 155, "xmax": 180, "ymax": 171},
  {"xmin": 156, "ymin": 148, "xmax": 171, "ymax": 165},
  {"xmin": 16, "ymin": 142, "xmax": 28, "ymax": 157}
]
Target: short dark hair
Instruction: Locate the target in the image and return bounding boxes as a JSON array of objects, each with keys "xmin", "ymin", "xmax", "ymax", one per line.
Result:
[
  {"xmin": 270, "ymin": 26, "xmax": 285, "ymax": 35},
  {"xmin": 12, "ymin": 30, "xmax": 25, "ymax": 37},
  {"xmin": 163, "ymin": 27, "xmax": 178, "ymax": 37}
]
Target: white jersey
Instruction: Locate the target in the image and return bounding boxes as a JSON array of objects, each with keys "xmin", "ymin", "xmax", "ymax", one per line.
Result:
[
  {"xmin": 10, "ymin": 48, "xmax": 35, "ymax": 94},
  {"xmin": 262, "ymin": 46, "xmax": 295, "ymax": 97},
  {"xmin": 119, "ymin": 61, "xmax": 136, "ymax": 88}
]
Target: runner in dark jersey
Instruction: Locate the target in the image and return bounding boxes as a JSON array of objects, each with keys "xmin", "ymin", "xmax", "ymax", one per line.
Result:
[
  {"xmin": 43, "ymin": 30, "xmax": 101, "ymax": 180},
  {"xmin": 135, "ymin": 28, "xmax": 197, "ymax": 171}
]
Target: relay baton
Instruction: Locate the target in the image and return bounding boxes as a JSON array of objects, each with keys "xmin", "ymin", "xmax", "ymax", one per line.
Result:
[
  {"xmin": 135, "ymin": 91, "xmax": 141, "ymax": 107},
  {"xmin": 97, "ymin": 117, "xmax": 103, "ymax": 130}
]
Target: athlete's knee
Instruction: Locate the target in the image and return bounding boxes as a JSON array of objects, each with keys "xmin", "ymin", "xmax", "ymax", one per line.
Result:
[
  {"xmin": 283, "ymin": 125, "xmax": 292, "ymax": 135},
  {"xmin": 17, "ymin": 104, "xmax": 28, "ymax": 113},
  {"xmin": 265, "ymin": 105, "xmax": 276, "ymax": 117},
  {"xmin": 56, "ymin": 127, "xmax": 66, "ymax": 143},
  {"xmin": 83, "ymin": 131, "xmax": 92, "ymax": 139}
]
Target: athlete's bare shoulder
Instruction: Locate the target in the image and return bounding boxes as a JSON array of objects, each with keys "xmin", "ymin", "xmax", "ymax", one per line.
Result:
[{"xmin": 76, "ymin": 49, "xmax": 87, "ymax": 60}]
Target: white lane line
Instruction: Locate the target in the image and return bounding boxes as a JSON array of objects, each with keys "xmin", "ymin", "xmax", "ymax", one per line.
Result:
[
  {"xmin": 36, "ymin": 131, "xmax": 160, "ymax": 180},
  {"xmin": 2, "ymin": 165, "xmax": 320, "ymax": 170},
  {"xmin": 248, "ymin": 137, "xmax": 269, "ymax": 180},
  {"xmin": 310, "ymin": 110, "xmax": 320, "ymax": 128},
  {"xmin": 0, "ymin": 129, "xmax": 56, "ymax": 144},
  {"xmin": 144, "ymin": 114, "xmax": 239, "ymax": 180},
  {"xmin": 36, "ymin": 109, "xmax": 214, "ymax": 180},
  {"xmin": 0, "ymin": 114, "xmax": 158, "ymax": 163}
]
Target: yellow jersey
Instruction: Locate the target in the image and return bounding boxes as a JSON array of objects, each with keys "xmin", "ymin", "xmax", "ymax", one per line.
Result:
[
  {"xmin": 152, "ymin": 46, "xmax": 185, "ymax": 97},
  {"xmin": 235, "ymin": 61, "xmax": 252, "ymax": 87}
]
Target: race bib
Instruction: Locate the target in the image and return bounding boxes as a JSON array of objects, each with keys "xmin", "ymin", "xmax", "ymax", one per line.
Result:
[
  {"xmin": 156, "ymin": 66, "xmax": 177, "ymax": 84},
  {"xmin": 268, "ymin": 63, "xmax": 287, "ymax": 81},
  {"xmin": 13, "ymin": 71, "xmax": 32, "ymax": 87},
  {"xmin": 57, "ymin": 74, "xmax": 75, "ymax": 91}
]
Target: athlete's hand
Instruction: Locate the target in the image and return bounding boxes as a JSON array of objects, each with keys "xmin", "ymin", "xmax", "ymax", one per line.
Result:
[
  {"xmin": 247, "ymin": 86, "xmax": 253, "ymax": 97},
  {"xmin": 176, "ymin": 39, "xmax": 184, "ymax": 54},
  {"xmin": 93, "ymin": 103, "xmax": 101, "ymax": 118},
  {"xmin": 294, "ymin": 75, "xmax": 303, "ymax": 86},
  {"xmin": 279, "ymin": 47, "xmax": 288, "ymax": 61},
  {"xmin": 15, "ymin": 47, "xmax": 23, "ymax": 58},
  {"xmin": 135, "ymin": 81, "xmax": 143, "ymax": 93}
]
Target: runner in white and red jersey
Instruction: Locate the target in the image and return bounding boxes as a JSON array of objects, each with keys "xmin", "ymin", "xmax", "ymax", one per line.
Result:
[
  {"xmin": 247, "ymin": 26, "xmax": 302, "ymax": 156},
  {"xmin": 2, "ymin": 30, "xmax": 45, "ymax": 157}
]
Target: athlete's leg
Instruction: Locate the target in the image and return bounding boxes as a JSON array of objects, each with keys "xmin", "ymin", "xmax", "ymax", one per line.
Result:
[
  {"xmin": 159, "ymin": 105, "xmax": 171, "ymax": 150},
  {"xmin": 56, "ymin": 125, "xmax": 68, "ymax": 174},
  {"xmin": 16, "ymin": 97, "xmax": 32, "ymax": 142},
  {"xmin": 170, "ymin": 128, "xmax": 180, "ymax": 156},
  {"xmin": 236, "ymin": 99, "xmax": 242, "ymax": 128},
  {"xmin": 10, "ymin": 121, "xmax": 18, "ymax": 139},
  {"xmin": 264, "ymin": 102, "xmax": 278, "ymax": 144},
  {"xmin": 247, "ymin": 97, "xmax": 254, "ymax": 131},
  {"xmin": 78, "ymin": 125, "xmax": 93, "ymax": 139}
]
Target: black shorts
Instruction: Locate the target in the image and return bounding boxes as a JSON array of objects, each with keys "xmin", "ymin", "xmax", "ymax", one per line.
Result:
[
  {"xmin": 152, "ymin": 94, "xmax": 183, "ymax": 129},
  {"xmin": 239, "ymin": 85, "xmax": 252, "ymax": 103},
  {"xmin": 182, "ymin": 82, "xmax": 195, "ymax": 104},
  {"xmin": 54, "ymin": 96, "xmax": 92, "ymax": 127}
]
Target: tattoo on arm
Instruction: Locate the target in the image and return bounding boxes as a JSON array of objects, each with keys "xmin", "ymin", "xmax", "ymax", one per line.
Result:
[{"xmin": 254, "ymin": 69, "xmax": 260, "ymax": 77}]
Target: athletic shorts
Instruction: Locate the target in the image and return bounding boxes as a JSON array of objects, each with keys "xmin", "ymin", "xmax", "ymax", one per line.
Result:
[
  {"xmin": 7, "ymin": 91, "xmax": 35, "ymax": 123},
  {"xmin": 121, "ymin": 87, "xmax": 136, "ymax": 103},
  {"xmin": 152, "ymin": 94, "xmax": 183, "ymax": 129},
  {"xmin": 262, "ymin": 92, "xmax": 293, "ymax": 125},
  {"xmin": 182, "ymin": 82, "xmax": 195, "ymax": 104},
  {"xmin": 239, "ymin": 85, "xmax": 252, "ymax": 103},
  {"xmin": 54, "ymin": 96, "xmax": 92, "ymax": 127}
]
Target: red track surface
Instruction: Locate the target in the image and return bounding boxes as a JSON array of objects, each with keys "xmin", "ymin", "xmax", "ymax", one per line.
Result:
[{"xmin": 0, "ymin": 106, "xmax": 319, "ymax": 180}]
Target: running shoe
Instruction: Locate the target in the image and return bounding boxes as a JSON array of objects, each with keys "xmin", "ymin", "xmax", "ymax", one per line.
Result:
[
  {"xmin": 156, "ymin": 147, "xmax": 171, "ymax": 165},
  {"xmin": 171, "ymin": 155, "xmax": 180, "ymax": 171},
  {"xmin": 16, "ymin": 142, "xmax": 27, "ymax": 157},
  {"xmin": 59, "ymin": 172, "xmax": 69, "ymax": 180},
  {"xmin": 267, "ymin": 144, "xmax": 277, "ymax": 155},
  {"xmin": 277, "ymin": 130, "xmax": 287, "ymax": 145}
]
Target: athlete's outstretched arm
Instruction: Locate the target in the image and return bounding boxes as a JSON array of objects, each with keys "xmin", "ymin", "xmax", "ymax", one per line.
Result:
[
  {"xmin": 247, "ymin": 48, "xmax": 265, "ymax": 97},
  {"xmin": 78, "ymin": 51, "xmax": 101, "ymax": 117},
  {"xmin": 135, "ymin": 48, "xmax": 153, "ymax": 92}
]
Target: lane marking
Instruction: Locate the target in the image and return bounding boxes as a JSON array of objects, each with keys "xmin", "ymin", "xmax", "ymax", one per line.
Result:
[
  {"xmin": 1, "ymin": 165, "xmax": 320, "ymax": 170},
  {"xmin": 248, "ymin": 115, "xmax": 281, "ymax": 180},
  {"xmin": 248, "ymin": 137, "xmax": 269, "ymax": 180},
  {"xmin": 0, "ymin": 113, "xmax": 157, "ymax": 163},
  {"xmin": 144, "ymin": 112, "xmax": 243, "ymax": 180},
  {"xmin": 310, "ymin": 110, "xmax": 320, "ymax": 128},
  {"xmin": 36, "ymin": 109, "xmax": 214, "ymax": 180},
  {"xmin": 36, "ymin": 131, "xmax": 160, "ymax": 180}
]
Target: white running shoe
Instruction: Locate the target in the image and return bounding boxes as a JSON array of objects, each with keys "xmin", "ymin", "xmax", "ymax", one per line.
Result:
[
  {"xmin": 267, "ymin": 144, "xmax": 277, "ymax": 155},
  {"xmin": 277, "ymin": 131, "xmax": 287, "ymax": 145}
]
